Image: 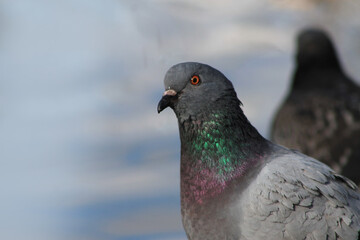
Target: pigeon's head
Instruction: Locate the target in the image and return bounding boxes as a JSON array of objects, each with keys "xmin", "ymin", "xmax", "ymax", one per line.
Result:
[
  {"xmin": 157, "ymin": 62, "xmax": 239, "ymax": 120},
  {"xmin": 296, "ymin": 28, "xmax": 340, "ymax": 70}
]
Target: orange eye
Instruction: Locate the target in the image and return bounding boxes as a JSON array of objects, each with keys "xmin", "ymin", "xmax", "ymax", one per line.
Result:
[{"xmin": 190, "ymin": 75, "xmax": 200, "ymax": 85}]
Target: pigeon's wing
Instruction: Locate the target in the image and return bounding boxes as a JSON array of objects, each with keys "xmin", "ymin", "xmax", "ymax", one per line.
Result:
[
  {"xmin": 239, "ymin": 147, "xmax": 360, "ymax": 240},
  {"xmin": 271, "ymin": 92, "xmax": 360, "ymax": 184}
]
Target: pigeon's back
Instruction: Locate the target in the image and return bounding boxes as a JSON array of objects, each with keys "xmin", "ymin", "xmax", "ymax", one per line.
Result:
[
  {"xmin": 271, "ymin": 86, "xmax": 360, "ymax": 184},
  {"xmin": 239, "ymin": 144, "xmax": 360, "ymax": 240},
  {"xmin": 271, "ymin": 29, "xmax": 360, "ymax": 185}
]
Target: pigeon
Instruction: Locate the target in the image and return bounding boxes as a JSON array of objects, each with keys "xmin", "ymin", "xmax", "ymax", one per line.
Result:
[
  {"xmin": 271, "ymin": 28, "xmax": 360, "ymax": 186},
  {"xmin": 157, "ymin": 62, "xmax": 360, "ymax": 240}
]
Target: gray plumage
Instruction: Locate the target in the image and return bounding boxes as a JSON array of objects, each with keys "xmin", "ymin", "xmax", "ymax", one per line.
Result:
[
  {"xmin": 158, "ymin": 62, "xmax": 360, "ymax": 240},
  {"xmin": 240, "ymin": 145, "xmax": 360, "ymax": 240},
  {"xmin": 271, "ymin": 28, "xmax": 360, "ymax": 185}
]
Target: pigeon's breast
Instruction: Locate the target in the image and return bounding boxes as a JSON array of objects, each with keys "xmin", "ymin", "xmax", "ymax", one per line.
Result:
[{"xmin": 181, "ymin": 179, "xmax": 245, "ymax": 239}]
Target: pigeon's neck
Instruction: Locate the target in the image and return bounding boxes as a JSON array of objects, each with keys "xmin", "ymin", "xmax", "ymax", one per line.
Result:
[
  {"xmin": 179, "ymin": 103, "xmax": 268, "ymax": 204},
  {"xmin": 292, "ymin": 54, "xmax": 345, "ymax": 90}
]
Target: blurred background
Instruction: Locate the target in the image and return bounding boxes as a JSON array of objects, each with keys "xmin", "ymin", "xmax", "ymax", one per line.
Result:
[{"xmin": 1, "ymin": 0, "xmax": 360, "ymax": 239}]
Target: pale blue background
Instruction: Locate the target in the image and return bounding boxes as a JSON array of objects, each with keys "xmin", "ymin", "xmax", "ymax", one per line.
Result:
[{"xmin": 1, "ymin": 1, "xmax": 360, "ymax": 239}]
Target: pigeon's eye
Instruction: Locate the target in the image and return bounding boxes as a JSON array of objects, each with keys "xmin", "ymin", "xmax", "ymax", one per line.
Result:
[{"xmin": 190, "ymin": 75, "xmax": 200, "ymax": 85}]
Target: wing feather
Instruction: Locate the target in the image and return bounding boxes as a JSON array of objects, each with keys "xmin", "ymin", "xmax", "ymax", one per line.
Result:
[{"xmin": 239, "ymin": 147, "xmax": 360, "ymax": 240}]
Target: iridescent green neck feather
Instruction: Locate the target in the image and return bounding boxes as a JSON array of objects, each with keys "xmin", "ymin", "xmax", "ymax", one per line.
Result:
[
  {"xmin": 179, "ymin": 99, "xmax": 268, "ymax": 203},
  {"xmin": 182, "ymin": 112, "xmax": 247, "ymax": 176}
]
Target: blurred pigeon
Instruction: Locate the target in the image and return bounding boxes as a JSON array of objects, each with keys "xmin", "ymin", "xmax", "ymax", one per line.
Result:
[
  {"xmin": 157, "ymin": 62, "xmax": 360, "ymax": 240},
  {"xmin": 271, "ymin": 28, "xmax": 360, "ymax": 186}
]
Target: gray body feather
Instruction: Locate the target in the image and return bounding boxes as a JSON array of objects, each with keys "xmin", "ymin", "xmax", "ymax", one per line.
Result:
[{"xmin": 238, "ymin": 144, "xmax": 360, "ymax": 240}]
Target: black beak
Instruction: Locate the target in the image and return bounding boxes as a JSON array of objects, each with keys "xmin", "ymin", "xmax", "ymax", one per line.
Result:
[{"xmin": 157, "ymin": 90, "xmax": 178, "ymax": 113}]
